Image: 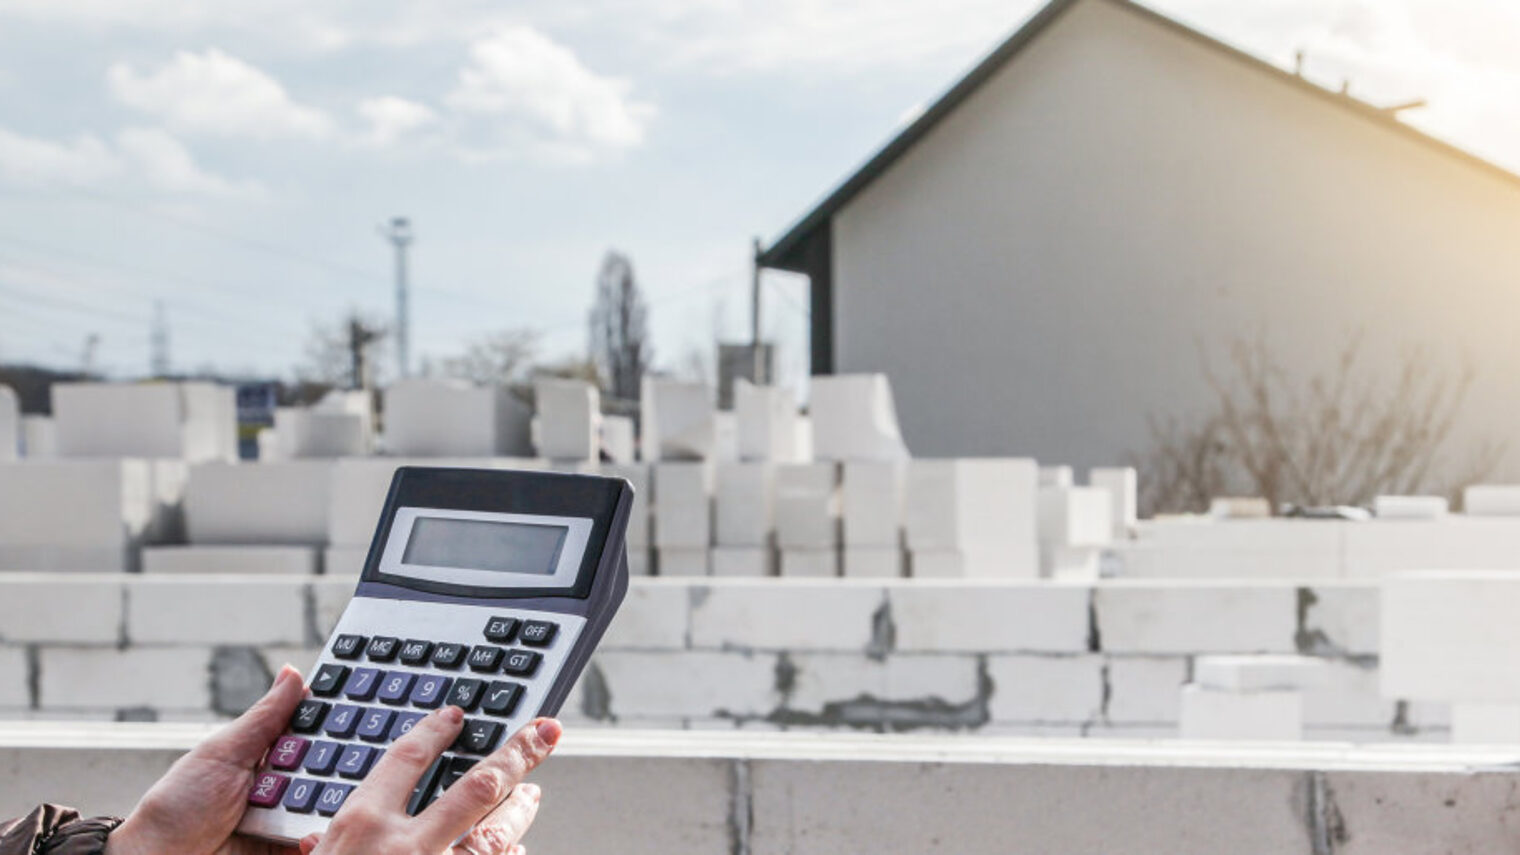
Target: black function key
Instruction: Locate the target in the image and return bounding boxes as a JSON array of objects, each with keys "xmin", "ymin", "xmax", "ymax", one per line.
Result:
[
  {"xmin": 432, "ymin": 643, "xmax": 468, "ymax": 670},
  {"xmin": 290, "ymin": 700, "xmax": 330, "ymax": 734},
  {"xmin": 439, "ymin": 756, "xmax": 477, "ymax": 792},
  {"xmin": 405, "ymin": 757, "xmax": 446, "ymax": 817},
  {"xmin": 484, "ymin": 616, "xmax": 519, "ymax": 643},
  {"xmin": 310, "ymin": 664, "xmax": 350, "ymax": 697},
  {"xmin": 519, "ymin": 621, "xmax": 557, "ymax": 647},
  {"xmin": 398, "ymin": 639, "xmax": 434, "ymax": 666},
  {"xmin": 455, "ymin": 719, "xmax": 504, "ymax": 754},
  {"xmin": 502, "ymin": 650, "xmax": 541, "ymax": 676},
  {"xmin": 332, "ymin": 635, "xmax": 367, "ymax": 660},
  {"xmin": 367, "ymin": 636, "xmax": 401, "ymax": 662},
  {"xmin": 481, "ymin": 682, "xmax": 523, "ymax": 717},
  {"xmin": 467, "ymin": 646, "xmax": 505, "ymax": 673},
  {"xmin": 445, "ymin": 678, "xmax": 486, "ymax": 712}
]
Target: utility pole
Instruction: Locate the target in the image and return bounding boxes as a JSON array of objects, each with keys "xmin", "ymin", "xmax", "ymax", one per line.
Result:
[
  {"xmin": 149, "ymin": 300, "xmax": 170, "ymax": 378},
  {"xmin": 346, "ymin": 316, "xmax": 382, "ymax": 391},
  {"xmin": 381, "ymin": 217, "xmax": 414, "ymax": 378},
  {"xmin": 750, "ymin": 236, "xmax": 767, "ymax": 385}
]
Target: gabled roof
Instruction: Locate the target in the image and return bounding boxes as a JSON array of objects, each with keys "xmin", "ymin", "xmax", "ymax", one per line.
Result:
[{"xmin": 758, "ymin": 0, "xmax": 1520, "ymax": 272}]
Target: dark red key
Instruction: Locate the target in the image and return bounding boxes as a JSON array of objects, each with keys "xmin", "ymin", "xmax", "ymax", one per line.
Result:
[{"xmin": 248, "ymin": 772, "xmax": 289, "ymax": 808}]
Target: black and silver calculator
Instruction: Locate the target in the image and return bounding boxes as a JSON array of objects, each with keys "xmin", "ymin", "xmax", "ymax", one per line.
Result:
[{"xmin": 238, "ymin": 466, "xmax": 633, "ymax": 844}]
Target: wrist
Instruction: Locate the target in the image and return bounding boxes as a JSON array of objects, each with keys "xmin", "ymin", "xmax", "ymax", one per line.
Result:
[{"xmin": 102, "ymin": 816, "xmax": 145, "ymax": 855}]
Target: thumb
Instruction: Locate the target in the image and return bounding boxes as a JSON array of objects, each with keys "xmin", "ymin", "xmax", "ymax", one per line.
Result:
[{"xmin": 198, "ymin": 664, "xmax": 306, "ymax": 767}]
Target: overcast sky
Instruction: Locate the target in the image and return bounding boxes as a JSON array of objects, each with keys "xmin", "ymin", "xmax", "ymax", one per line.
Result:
[{"xmin": 0, "ymin": 0, "xmax": 1516, "ymax": 385}]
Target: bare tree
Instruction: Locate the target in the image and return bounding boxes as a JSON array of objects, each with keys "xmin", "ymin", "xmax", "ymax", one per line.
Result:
[
  {"xmin": 1129, "ymin": 415, "xmax": 1237, "ymax": 518},
  {"xmin": 439, "ymin": 329, "xmax": 540, "ymax": 386},
  {"xmin": 295, "ymin": 310, "xmax": 388, "ymax": 389},
  {"xmin": 588, "ymin": 251, "xmax": 650, "ymax": 403}
]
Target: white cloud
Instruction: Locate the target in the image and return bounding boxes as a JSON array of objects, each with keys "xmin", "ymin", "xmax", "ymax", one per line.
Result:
[
  {"xmin": 357, "ymin": 96, "xmax": 437, "ymax": 146},
  {"xmin": 0, "ymin": 124, "xmax": 260, "ymax": 196},
  {"xmin": 444, "ymin": 26, "xmax": 655, "ymax": 161},
  {"xmin": 107, "ymin": 48, "xmax": 333, "ymax": 140}
]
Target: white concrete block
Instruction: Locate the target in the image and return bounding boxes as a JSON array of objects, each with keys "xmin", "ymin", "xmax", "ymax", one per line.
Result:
[
  {"xmin": 311, "ymin": 577, "xmax": 357, "ymax": 637},
  {"xmin": 1373, "ymin": 495, "xmax": 1448, "ymax": 519},
  {"xmin": 652, "ymin": 462, "xmax": 711, "ymax": 548},
  {"xmin": 600, "ymin": 582, "xmax": 689, "ymax": 649},
  {"xmin": 1380, "ymin": 572, "xmax": 1520, "ymax": 703},
  {"xmin": 53, "ymin": 382, "xmax": 235, "ymax": 462},
  {"xmin": 185, "ymin": 461, "xmax": 331, "ymax": 545},
  {"xmin": 1450, "ymin": 703, "xmax": 1520, "ymax": 743},
  {"xmin": 1343, "ymin": 518, "xmax": 1520, "ymax": 578},
  {"xmin": 908, "ymin": 549, "xmax": 963, "ymax": 579},
  {"xmin": 774, "ymin": 462, "xmax": 839, "ymax": 549},
  {"xmin": 793, "ymin": 415, "xmax": 813, "ymax": 462},
  {"xmin": 39, "ymin": 647, "xmax": 211, "ymax": 710},
  {"xmin": 625, "ymin": 545, "xmax": 651, "ymax": 576},
  {"xmin": 273, "ymin": 409, "xmax": 369, "ymax": 458},
  {"xmin": 1302, "ymin": 660, "xmax": 1394, "ymax": 728},
  {"xmin": 807, "ymin": 374, "xmax": 909, "ymax": 462},
  {"xmin": 0, "ymin": 647, "xmax": 27, "ymax": 707},
  {"xmin": 1089, "ymin": 467, "xmax": 1138, "ymax": 538},
  {"xmin": 690, "ymin": 581, "xmax": 883, "ymax": 650},
  {"xmin": 713, "ymin": 411, "xmax": 738, "ymax": 462},
  {"xmin": 1300, "ymin": 584, "xmax": 1379, "ymax": 655},
  {"xmin": 714, "ymin": 462, "xmax": 774, "ymax": 546},
  {"xmin": 904, "ymin": 458, "xmax": 1039, "ymax": 578},
  {"xmin": 1194, "ymin": 655, "xmax": 1331, "ymax": 691},
  {"xmin": 1178, "ymin": 684, "xmax": 1303, "ymax": 740},
  {"xmin": 20, "ymin": 415, "xmax": 55, "ymax": 458},
  {"xmin": 600, "ymin": 464, "xmax": 651, "ymax": 547},
  {"xmin": 128, "ymin": 578, "xmax": 307, "ymax": 645},
  {"xmin": 711, "ymin": 546, "xmax": 773, "ymax": 577},
  {"xmin": 1105, "ymin": 657, "xmax": 1189, "ymax": 723},
  {"xmin": 256, "ymin": 428, "xmax": 282, "ymax": 462},
  {"xmin": 780, "ymin": 549, "xmax": 837, "ymax": 578},
  {"xmin": 592, "ymin": 650, "xmax": 779, "ymax": 718},
  {"xmin": 1464, "ymin": 485, "xmax": 1520, "ymax": 516},
  {"xmin": 142, "ymin": 545, "xmax": 319, "ymax": 575},
  {"xmin": 601, "ymin": 415, "xmax": 635, "ymax": 464},
  {"xmin": 891, "ymin": 583, "xmax": 1091, "ymax": 653},
  {"xmin": 842, "ymin": 547, "xmax": 902, "ymax": 579},
  {"xmin": 735, "ymin": 380, "xmax": 798, "ymax": 462},
  {"xmin": 0, "ymin": 460, "xmax": 154, "ymax": 570},
  {"xmin": 841, "ymin": 460, "xmax": 904, "ymax": 547},
  {"xmin": 1046, "ymin": 546, "xmax": 1102, "ymax": 581},
  {"xmin": 1039, "ymin": 466, "xmax": 1073, "ymax": 488},
  {"xmin": 641, "ymin": 380, "xmax": 714, "ymax": 462},
  {"xmin": 323, "ymin": 546, "xmax": 369, "ymax": 577},
  {"xmin": 656, "ymin": 548, "xmax": 709, "ymax": 577},
  {"xmin": 0, "ymin": 577, "xmax": 122, "ymax": 643},
  {"xmin": 1094, "ymin": 582, "xmax": 1297, "ymax": 654},
  {"xmin": 1039, "ymin": 487, "xmax": 1113, "ymax": 549},
  {"xmin": 383, "ymin": 379, "xmax": 497, "ymax": 456},
  {"xmin": 988, "ymin": 655, "xmax": 1103, "ymax": 723},
  {"xmin": 0, "ymin": 386, "xmax": 15, "ymax": 461},
  {"xmin": 787, "ymin": 654, "xmax": 980, "ymax": 712},
  {"xmin": 1209, "ymin": 497, "xmax": 1271, "ymax": 519},
  {"xmin": 534, "ymin": 379, "xmax": 599, "ymax": 462}
]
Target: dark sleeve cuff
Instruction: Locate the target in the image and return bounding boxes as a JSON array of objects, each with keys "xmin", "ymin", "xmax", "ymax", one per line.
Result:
[{"xmin": 42, "ymin": 816, "xmax": 126, "ymax": 855}]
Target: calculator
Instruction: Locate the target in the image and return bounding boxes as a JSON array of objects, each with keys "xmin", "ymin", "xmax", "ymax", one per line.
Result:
[{"xmin": 238, "ymin": 466, "xmax": 633, "ymax": 845}]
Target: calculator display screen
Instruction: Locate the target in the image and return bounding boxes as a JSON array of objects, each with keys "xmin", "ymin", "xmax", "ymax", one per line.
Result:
[{"xmin": 402, "ymin": 517, "xmax": 568, "ymax": 576}]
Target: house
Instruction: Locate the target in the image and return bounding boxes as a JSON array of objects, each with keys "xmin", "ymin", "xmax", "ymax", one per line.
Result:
[{"xmin": 758, "ymin": 0, "xmax": 1520, "ymax": 479}]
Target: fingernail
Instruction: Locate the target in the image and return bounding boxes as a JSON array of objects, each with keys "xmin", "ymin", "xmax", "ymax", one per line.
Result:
[
  {"xmin": 535, "ymin": 718, "xmax": 562, "ymax": 746},
  {"xmin": 274, "ymin": 665, "xmax": 298, "ymax": 689},
  {"xmin": 442, "ymin": 705, "xmax": 465, "ymax": 724}
]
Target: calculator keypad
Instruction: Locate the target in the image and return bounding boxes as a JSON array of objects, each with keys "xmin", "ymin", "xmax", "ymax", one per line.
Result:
[{"xmin": 241, "ymin": 597, "xmax": 585, "ymax": 844}]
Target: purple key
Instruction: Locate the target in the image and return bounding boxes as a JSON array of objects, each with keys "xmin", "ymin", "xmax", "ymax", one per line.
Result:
[
  {"xmin": 377, "ymin": 671, "xmax": 417, "ymax": 705},
  {"xmin": 304, "ymin": 740, "xmax": 341, "ymax": 775},
  {"xmin": 248, "ymin": 772, "xmax": 289, "ymax": 808},
  {"xmin": 324, "ymin": 704, "xmax": 361, "ymax": 739},
  {"xmin": 356, "ymin": 708, "xmax": 395, "ymax": 742},
  {"xmin": 315, "ymin": 782, "xmax": 354, "ymax": 816},
  {"xmin": 336, "ymin": 744, "xmax": 377, "ymax": 779},
  {"xmin": 268, "ymin": 736, "xmax": 310, "ymax": 771},
  {"xmin": 389, "ymin": 712, "xmax": 425, "ymax": 742},
  {"xmin": 283, "ymin": 778, "xmax": 322, "ymax": 813},
  {"xmin": 343, "ymin": 668, "xmax": 381, "ymax": 701},
  {"xmin": 409, "ymin": 675, "xmax": 452, "ymax": 709}
]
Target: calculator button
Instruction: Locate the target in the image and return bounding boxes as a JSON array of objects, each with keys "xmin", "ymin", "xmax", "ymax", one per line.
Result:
[
  {"xmin": 390, "ymin": 712, "xmax": 426, "ymax": 742},
  {"xmin": 409, "ymin": 675, "xmax": 452, "ymax": 709},
  {"xmin": 440, "ymin": 756, "xmax": 477, "ymax": 791},
  {"xmin": 303, "ymin": 741, "xmax": 342, "ymax": 776},
  {"xmin": 377, "ymin": 672, "xmax": 417, "ymax": 705},
  {"xmin": 336, "ymin": 744, "xmax": 378, "ymax": 779},
  {"xmin": 455, "ymin": 719, "xmax": 504, "ymax": 754},
  {"xmin": 445, "ymin": 678, "xmax": 486, "ymax": 711},
  {"xmin": 290, "ymin": 700, "xmax": 329, "ymax": 734},
  {"xmin": 432, "ymin": 643, "xmax": 468, "ymax": 670},
  {"xmin": 310, "ymin": 664, "xmax": 350, "ymax": 697},
  {"xmin": 332, "ymin": 635, "xmax": 366, "ymax": 659},
  {"xmin": 324, "ymin": 704, "xmax": 361, "ymax": 739},
  {"xmin": 519, "ymin": 621, "xmax": 558, "ymax": 647},
  {"xmin": 357, "ymin": 708, "xmax": 395, "ymax": 743},
  {"xmin": 248, "ymin": 772, "xmax": 289, "ymax": 808},
  {"xmin": 315, "ymin": 783, "xmax": 354, "ymax": 817},
  {"xmin": 406, "ymin": 756, "xmax": 447, "ymax": 816},
  {"xmin": 283, "ymin": 778, "xmax": 322, "ymax": 813},
  {"xmin": 343, "ymin": 668, "xmax": 382, "ymax": 702},
  {"xmin": 467, "ymin": 646, "xmax": 505, "ymax": 672},
  {"xmin": 484, "ymin": 617, "xmax": 519, "ymax": 643},
  {"xmin": 481, "ymin": 682, "xmax": 523, "ymax": 717},
  {"xmin": 367, "ymin": 637, "xmax": 401, "ymax": 662},
  {"xmin": 502, "ymin": 650, "xmax": 541, "ymax": 676},
  {"xmin": 399, "ymin": 640, "xmax": 434, "ymax": 665},
  {"xmin": 268, "ymin": 736, "xmax": 310, "ymax": 771}
]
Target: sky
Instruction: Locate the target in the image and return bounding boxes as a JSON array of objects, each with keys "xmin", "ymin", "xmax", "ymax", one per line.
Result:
[{"xmin": 0, "ymin": 0, "xmax": 1517, "ymax": 387}]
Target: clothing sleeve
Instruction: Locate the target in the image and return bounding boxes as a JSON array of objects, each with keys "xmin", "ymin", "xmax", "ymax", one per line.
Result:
[{"xmin": 0, "ymin": 805, "xmax": 124, "ymax": 855}]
